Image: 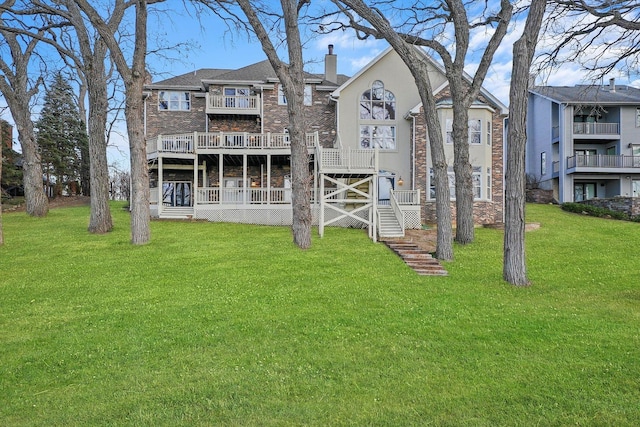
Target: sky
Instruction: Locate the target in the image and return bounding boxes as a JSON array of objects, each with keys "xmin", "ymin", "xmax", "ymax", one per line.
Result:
[{"xmin": 2, "ymin": 1, "xmax": 639, "ymax": 171}]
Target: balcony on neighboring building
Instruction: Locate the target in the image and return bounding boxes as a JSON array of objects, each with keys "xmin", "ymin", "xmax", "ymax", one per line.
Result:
[
  {"xmin": 206, "ymin": 93, "xmax": 261, "ymax": 115},
  {"xmin": 572, "ymin": 122, "xmax": 620, "ymax": 138},
  {"xmin": 566, "ymin": 154, "xmax": 640, "ymax": 173}
]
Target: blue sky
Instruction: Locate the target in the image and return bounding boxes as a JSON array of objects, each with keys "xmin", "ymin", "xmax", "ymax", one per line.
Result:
[{"xmin": 2, "ymin": 1, "xmax": 639, "ymax": 170}]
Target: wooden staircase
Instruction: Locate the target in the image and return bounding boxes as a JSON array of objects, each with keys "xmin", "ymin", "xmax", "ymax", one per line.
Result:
[{"xmin": 383, "ymin": 240, "xmax": 448, "ymax": 276}]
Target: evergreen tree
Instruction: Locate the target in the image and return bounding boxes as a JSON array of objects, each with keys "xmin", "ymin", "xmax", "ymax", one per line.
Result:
[{"xmin": 35, "ymin": 73, "xmax": 88, "ymax": 197}]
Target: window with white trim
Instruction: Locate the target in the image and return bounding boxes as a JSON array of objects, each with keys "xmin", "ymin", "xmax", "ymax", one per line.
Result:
[
  {"xmin": 429, "ymin": 166, "xmax": 484, "ymax": 200},
  {"xmin": 486, "ymin": 120, "xmax": 492, "ymax": 145},
  {"xmin": 278, "ymin": 84, "xmax": 312, "ymax": 106},
  {"xmin": 158, "ymin": 91, "xmax": 190, "ymax": 111},
  {"xmin": 469, "ymin": 119, "xmax": 482, "ymax": 145},
  {"xmin": 360, "ymin": 80, "xmax": 395, "ymax": 120},
  {"xmin": 446, "ymin": 119, "xmax": 483, "ymax": 144},
  {"xmin": 636, "ymin": 107, "xmax": 640, "ymax": 127},
  {"xmin": 224, "ymin": 87, "xmax": 251, "ymax": 108},
  {"xmin": 541, "ymin": 152, "xmax": 547, "ymax": 175},
  {"xmin": 360, "ymin": 125, "xmax": 396, "ymax": 150},
  {"xmin": 446, "ymin": 119, "xmax": 453, "ymax": 144}
]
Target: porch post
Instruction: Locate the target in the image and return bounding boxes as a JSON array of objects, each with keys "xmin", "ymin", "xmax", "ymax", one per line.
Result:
[
  {"xmin": 219, "ymin": 153, "xmax": 224, "ymax": 203},
  {"xmin": 267, "ymin": 154, "xmax": 272, "ymax": 204},
  {"xmin": 243, "ymin": 153, "xmax": 248, "ymax": 204},
  {"xmin": 193, "ymin": 155, "xmax": 198, "ymax": 209},
  {"xmin": 319, "ymin": 173, "xmax": 325, "ymax": 237},
  {"xmin": 158, "ymin": 155, "xmax": 163, "ymax": 216}
]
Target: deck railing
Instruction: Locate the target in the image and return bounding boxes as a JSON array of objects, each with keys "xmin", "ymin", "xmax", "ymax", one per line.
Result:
[
  {"xmin": 567, "ymin": 154, "xmax": 640, "ymax": 169},
  {"xmin": 147, "ymin": 131, "xmax": 319, "ymax": 154},
  {"xmin": 196, "ymin": 186, "xmax": 341, "ymax": 205},
  {"xmin": 573, "ymin": 122, "xmax": 619, "ymax": 135},
  {"xmin": 206, "ymin": 94, "xmax": 260, "ymax": 115},
  {"xmin": 317, "ymin": 146, "xmax": 378, "ymax": 171},
  {"xmin": 392, "ymin": 189, "xmax": 420, "ymax": 205}
]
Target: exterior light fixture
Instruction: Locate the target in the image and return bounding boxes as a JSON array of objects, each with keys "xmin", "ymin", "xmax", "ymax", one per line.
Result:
[{"xmin": 398, "ymin": 176, "xmax": 404, "ymax": 186}]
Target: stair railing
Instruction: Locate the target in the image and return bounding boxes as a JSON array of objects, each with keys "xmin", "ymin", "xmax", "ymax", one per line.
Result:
[{"xmin": 388, "ymin": 189, "xmax": 405, "ymax": 236}]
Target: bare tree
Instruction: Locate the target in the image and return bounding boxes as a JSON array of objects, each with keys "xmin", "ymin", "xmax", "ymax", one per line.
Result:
[
  {"xmin": 329, "ymin": 0, "xmax": 513, "ymax": 246},
  {"xmin": 324, "ymin": 0, "xmax": 454, "ymax": 259},
  {"xmin": 542, "ymin": 0, "xmax": 640, "ymax": 78},
  {"xmin": 0, "ymin": 0, "xmax": 49, "ymax": 217},
  {"xmin": 198, "ymin": 0, "xmax": 313, "ymax": 249},
  {"xmin": 73, "ymin": 0, "xmax": 158, "ymax": 244},
  {"xmin": 503, "ymin": 0, "xmax": 547, "ymax": 286}
]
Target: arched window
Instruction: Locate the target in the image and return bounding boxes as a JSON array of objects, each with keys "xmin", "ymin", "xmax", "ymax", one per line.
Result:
[{"xmin": 360, "ymin": 80, "xmax": 395, "ymax": 120}]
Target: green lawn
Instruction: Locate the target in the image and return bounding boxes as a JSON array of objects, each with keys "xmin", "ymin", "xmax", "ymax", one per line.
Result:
[{"xmin": 1, "ymin": 203, "xmax": 638, "ymax": 426}]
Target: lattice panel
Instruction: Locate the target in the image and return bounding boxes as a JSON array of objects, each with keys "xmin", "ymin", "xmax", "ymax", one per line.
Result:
[
  {"xmin": 194, "ymin": 207, "xmax": 321, "ymax": 226},
  {"xmin": 403, "ymin": 211, "xmax": 422, "ymax": 230}
]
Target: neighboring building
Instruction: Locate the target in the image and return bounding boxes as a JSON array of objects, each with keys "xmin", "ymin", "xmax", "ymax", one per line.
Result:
[
  {"xmin": 527, "ymin": 81, "xmax": 640, "ymax": 203},
  {"xmin": 144, "ymin": 46, "xmax": 507, "ymax": 239}
]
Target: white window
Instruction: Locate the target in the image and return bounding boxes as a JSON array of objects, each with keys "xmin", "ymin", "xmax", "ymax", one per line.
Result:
[
  {"xmin": 446, "ymin": 119, "xmax": 453, "ymax": 144},
  {"xmin": 446, "ymin": 119, "xmax": 483, "ymax": 144},
  {"xmin": 224, "ymin": 87, "xmax": 251, "ymax": 108},
  {"xmin": 486, "ymin": 120, "xmax": 492, "ymax": 146},
  {"xmin": 360, "ymin": 125, "xmax": 396, "ymax": 150},
  {"xmin": 469, "ymin": 119, "xmax": 482, "ymax": 144},
  {"xmin": 360, "ymin": 80, "xmax": 396, "ymax": 120},
  {"xmin": 278, "ymin": 85, "xmax": 312, "ymax": 106},
  {"xmin": 541, "ymin": 151, "xmax": 547, "ymax": 175},
  {"xmin": 158, "ymin": 91, "xmax": 190, "ymax": 111},
  {"xmin": 429, "ymin": 166, "xmax": 484, "ymax": 200},
  {"xmin": 486, "ymin": 167, "xmax": 491, "ymax": 200}
]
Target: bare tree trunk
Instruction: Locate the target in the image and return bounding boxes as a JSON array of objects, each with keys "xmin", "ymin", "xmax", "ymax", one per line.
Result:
[
  {"xmin": 15, "ymin": 113, "xmax": 49, "ymax": 216},
  {"xmin": 86, "ymin": 44, "xmax": 113, "ymax": 234},
  {"xmin": 503, "ymin": 0, "xmax": 547, "ymax": 286},
  {"xmin": 451, "ymin": 99, "xmax": 474, "ymax": 244},
  {"xmin": 1, "ymin": 145, "xmax": 3, "ymax": 246},
  {"xmin": 126, "ymin": 0, "xmax": 151, "ymax": 244},
  {"xmin": 234, "ymin": 0, "xmax": 312, "ymax": 248},
  {"xmin": 74, "ymin": 0, "xmax": 151, "ymax": 244},
  {"xmin": 0, "ymin": 22, "xmax": 49, "ymax": 217}
]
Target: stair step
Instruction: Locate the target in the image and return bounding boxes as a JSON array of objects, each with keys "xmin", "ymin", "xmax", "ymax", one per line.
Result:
[{"xmin": 382, "ymin": 239, "xmax": 447, "ymax": 276}]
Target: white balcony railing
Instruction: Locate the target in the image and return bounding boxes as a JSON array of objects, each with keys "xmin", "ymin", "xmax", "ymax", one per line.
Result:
[
  {"xmin": 206, "ymin": 94, "xmax": 260, "ymax": 115},
  {"xmin": 317, "ymin": 146, "xmax": 378, "ymax": 171},
  {"xmin": 196, "ymin": 187, "xmax": 293, "ymax": 205},
  {"xmin": 147, "ymin": 131, "xmax": 319, "ymax": 154}
]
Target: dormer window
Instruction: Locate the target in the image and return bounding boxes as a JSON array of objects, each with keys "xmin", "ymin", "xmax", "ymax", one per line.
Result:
[{"xmin": 158, "ymin": 91, "xmax": 191, "ymax": 111}]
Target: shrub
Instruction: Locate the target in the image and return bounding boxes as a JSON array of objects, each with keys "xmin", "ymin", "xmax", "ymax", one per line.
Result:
[{"xmin": 561, "ymin": 202, "xmax": 630, "ymax": 220}]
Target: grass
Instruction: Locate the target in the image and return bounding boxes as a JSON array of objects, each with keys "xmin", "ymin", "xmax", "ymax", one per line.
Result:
[{"xmin": 1, "ymin": 202, "xmax": 639, "ymax": 426}]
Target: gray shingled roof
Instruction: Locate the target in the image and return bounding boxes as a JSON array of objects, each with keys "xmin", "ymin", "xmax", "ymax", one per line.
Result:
[
  {"xmin": 148, "ymin": 68, "xmax": 231, "ymax": 88},
  {"xmin": 148, "ymin": 60, "xmax": 349, "ymax": 89},
  {"xmin": 531, "ymin": 85, "xmax": 640, "ymax": 105}
]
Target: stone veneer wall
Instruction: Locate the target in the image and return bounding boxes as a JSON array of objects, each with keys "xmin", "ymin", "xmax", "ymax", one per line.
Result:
[
  {"xmin": 578, "ymin": 197, "xmax": 640, "ymax": 217},
  {"xmin": 413, "ymin": 89, "xmax": 506, "ymax": 225}
]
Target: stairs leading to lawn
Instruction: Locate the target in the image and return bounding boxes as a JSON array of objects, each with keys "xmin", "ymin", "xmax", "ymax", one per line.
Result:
[
  {"xmin": 377, "ymin": 205, "xmax": 404, "ymax": 238},
  {"xmin": 160, "ymin": 206, "xmax": 194, "ymax": 219},
  {"xmin": 382, "ymin": 240, "xmax": 448, "ymax": 276}
]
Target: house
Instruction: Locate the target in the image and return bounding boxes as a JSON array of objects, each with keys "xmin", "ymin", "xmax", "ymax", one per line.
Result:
[
  {"xmin": 527, "ymin": 80, "xmax": 640, "ymax": 203},
  {"xmin": 144, "ymin": 46, "xmax": 507, "ymax": 239}
]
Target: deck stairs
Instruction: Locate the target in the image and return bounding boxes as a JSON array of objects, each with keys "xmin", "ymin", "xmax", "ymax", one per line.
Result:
[
  {"xmin": 160, "ymin": 206, "xmax": 194, "ymax": 219},
  {"xmin": 382, "ymin": 240, "xmax": 448, "ymax": 276},
  {"xmin": 377, "ymin": 205, "xmax": 404, "ymax": 238}
]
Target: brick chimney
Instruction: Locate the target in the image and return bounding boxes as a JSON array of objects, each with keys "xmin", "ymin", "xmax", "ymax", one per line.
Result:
[{"xmin": 324, "ymin": 44, "xmax": 337, "ymax": 84}]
